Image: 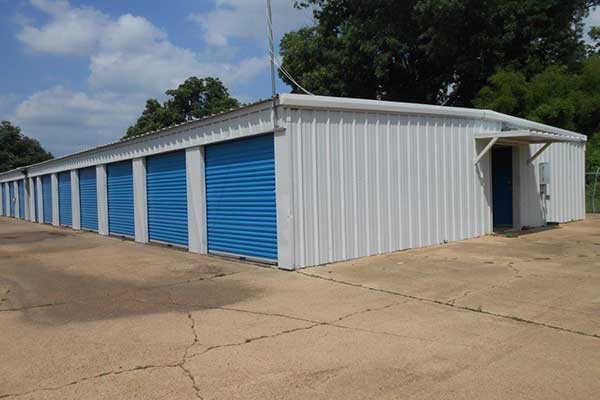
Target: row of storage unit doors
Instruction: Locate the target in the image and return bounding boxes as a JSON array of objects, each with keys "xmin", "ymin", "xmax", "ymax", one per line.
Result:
[
  {"xmin": 1, "ymin": 135, "xmax": 278, "ymax": 262},
  {"xmin": 1, "ymin": 181, "xmax": 27, "ymax": 219}
]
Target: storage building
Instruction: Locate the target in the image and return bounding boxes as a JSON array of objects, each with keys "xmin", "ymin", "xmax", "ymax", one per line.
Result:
[{"xmin": 0, "ymin": 94, "xmax": 587, "ymax": 269}]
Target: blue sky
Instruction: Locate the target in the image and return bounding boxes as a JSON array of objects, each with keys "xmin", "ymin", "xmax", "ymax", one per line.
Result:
[
  {"xmin": 0, "ymin": 1, "xmax": 598, "ymax": 157},
  {"xmin": 0, "ymin": 0, "xmax": 312, "ymax": 156}
]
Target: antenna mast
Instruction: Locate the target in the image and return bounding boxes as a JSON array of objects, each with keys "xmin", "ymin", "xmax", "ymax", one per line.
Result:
[
  {"xmin": 266, "ymin": 0, "xmax": 279, "ymax": 131},
  {"xmin": 267, "ymin": 0, "xmax": 277, "ymax": 101}
]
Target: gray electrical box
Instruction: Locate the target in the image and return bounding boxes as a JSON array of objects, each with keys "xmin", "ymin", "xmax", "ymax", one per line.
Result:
[
  {"xmin": 539, "ymin": 162, "xmax": 551, "ymax": 185},
  {"xmin": 539, "ymin": 162, "xmax": 550, "ymax": 198}
]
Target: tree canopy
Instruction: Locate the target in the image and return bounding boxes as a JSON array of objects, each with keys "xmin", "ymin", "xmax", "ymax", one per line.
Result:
[
  {"xmin": 125, "ymin": 77, "xmax": 240, "ymax": 139},
  {"xmin": 474, "ymin": 56, "xmax": 600, "ymax": 169},
  {"xmin": 0, "ymin": 121, "xmax": 53, "ymax": 173},
  {"xmin": 281, "ymin": 0, "xmax": 598, "ymax": 106}
]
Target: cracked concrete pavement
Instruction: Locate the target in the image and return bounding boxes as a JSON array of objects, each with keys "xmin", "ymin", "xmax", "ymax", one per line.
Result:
[{"xmin": 1, "ymin": 216, "xmax": 599, "ymax": 399}]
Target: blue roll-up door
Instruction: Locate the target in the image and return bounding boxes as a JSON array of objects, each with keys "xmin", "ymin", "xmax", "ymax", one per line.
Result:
[
  {"xmin": 42, "ymin": 175, "xmax": 52, "ymax": 224},
  {"xmin": 9, "ymin": 182, "xmax": 15, "ymax": 218},
  {"xmin": 58, "ymin": 172, "xmax": 72, "ymax": 227},
  {"xmin": 205, "ymin": 134, "xmax": 277, "ymax": 261},
  {"xmin": 33, "ymin": 179, "xmax": 38, "ymax": 222},
  {"xmin": 79, "ymin": 167, "xmax": 98, "ymax": 231},
  {"xmin": 107, "ymin": 160, "xmax": 134, "ymax": 237},
  {"xmin": 18, "ymin": 180, "xmax": 25, "ymax": 220},
  {"xmin": 147, "ymin": 151, "xmax": 188, "ymax": 246}
]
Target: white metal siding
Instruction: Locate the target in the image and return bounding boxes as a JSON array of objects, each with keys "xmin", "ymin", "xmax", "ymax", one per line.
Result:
[
  {"xmin": 279, "ymin": 108, "xmax": 498, "ymax": 269},
  {"xmin": 517, "ymin": 142, "xmax": 586, "ymax": 226}
]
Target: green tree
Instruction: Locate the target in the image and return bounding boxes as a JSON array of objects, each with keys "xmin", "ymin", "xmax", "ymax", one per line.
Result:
[
  {"xmin": 0, "ymin": 121, "xmax": 53, "ymax": 173},
  {"xmin": 589, "ymin": 26, "xmax": 600, "ymax": 54},
  {"xmin": 474, "ymin": 56, "xmax": 600, "ymax": 169},
  {"xmin": 281, "ymin": 0, "xmax": 598, "ymax": 106},
  {"xmin": 125, "ymin": 77, "xmax": 240, "ymax": 139}
]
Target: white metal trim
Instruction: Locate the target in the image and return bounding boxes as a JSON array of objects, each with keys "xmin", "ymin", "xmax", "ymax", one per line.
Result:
[
  {"xmin": 96, "ymin": 165, "xmax": 108, "ymax": 235},
  {"xmin": 71, "ymin": 170, "xmax": 81, "ymax": 230},
  {"xmin": 28, "ymin": 178, "xmax": 35, "ymax": 222},
  {"xmin": 132, "ymin": 158, "xmax": 148, "ymax": 243},
  {"xmin": 36, "ymin": 177, "xmax": 43, "ymax": 223},
  {"xmin": 274, "ymin": 124, "xmax": 294, "ymax": 270},
  {"xmin": 185, "ymin": 146, "xmax": 207, "ymax": 254},
  {"xmin": 51, "ymin": 173, "xmax": 59, "ymax": 226},
  {"xmin": 279, "ymin": 94, "xmax": 586, "ymax": 141}
]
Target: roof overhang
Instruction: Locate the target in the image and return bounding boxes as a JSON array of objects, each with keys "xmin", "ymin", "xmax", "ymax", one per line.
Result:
[
  {"xmin": 475, "ymin": 130, "xmax": 583, "ymax": 145},
  {"xmin": 473, "ymin": 130, "xmax": 584, "ymax": 165}
]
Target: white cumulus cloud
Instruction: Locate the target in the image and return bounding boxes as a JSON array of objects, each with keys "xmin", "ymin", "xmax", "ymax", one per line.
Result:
[
  {"xmin": 190, "ymin": 0, "xmax": 312, "ymax": 49},
  {"xmin": 17, "ymin": 0, "xmax": 110, "ymax": 55},
  {"xmin": 12, "ymin": 0, "xmax": 279, "ymax": 156},
  {"xmin": 13, "ymin": 86, "xmax": 143, "ymax": 155}
]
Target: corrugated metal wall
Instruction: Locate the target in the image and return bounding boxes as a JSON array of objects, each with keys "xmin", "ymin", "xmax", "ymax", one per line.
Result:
[
  {"xmin": 516, "ymin": 142, "xmax": 586, "ymax": 226},
  {"xmin": 280, "ymin": 108, "xmax": 499, "ymax": 268},
  {"xmin": 107, "ymin": 160, "xmax": 135, "ymax": 237},
  {"xmin": 146, "ymin": 151, "xmax": 188, "ymax": 246},
  {"xmin": 205, "ymin": 135, "xmax": 278, "ymax": 261},
  {"xmin": 18, "ymin": 180, "xmax": 25, "ymax": 220},
  {"xmin": 58, "ymin": 172, "xmax": 72, "ymax": 226},
  {"xmin": 79, "ymin": 167, "xmax": 98, "ymax": 231}
]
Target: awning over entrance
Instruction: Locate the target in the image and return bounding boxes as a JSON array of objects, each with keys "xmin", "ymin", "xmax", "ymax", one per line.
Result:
[
  {"xmin": 475, "ymin": 130, "xmax": 583, "ymax": 145},
  {"xmin": 473, "ymin": 129, "xmax": 585, "ymax": 165}
]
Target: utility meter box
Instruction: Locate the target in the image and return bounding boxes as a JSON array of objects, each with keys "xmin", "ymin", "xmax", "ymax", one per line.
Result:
[
  {"xmin": 539, "ymin": 162, "xmax": 551, "ymax": 185},
  {"xmin": 539, "ymin": 162, "xmax": 550, "ymax": 198}
]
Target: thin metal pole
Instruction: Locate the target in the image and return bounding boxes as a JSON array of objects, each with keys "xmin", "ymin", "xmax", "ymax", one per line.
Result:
[{"xmin": 266, "ymin": 0, "xmax": 278, "ymax": 129}]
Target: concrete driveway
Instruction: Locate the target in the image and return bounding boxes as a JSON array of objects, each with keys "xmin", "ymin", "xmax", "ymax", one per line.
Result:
[{"xmin": 1, "ymin": 216, "xmax": 599, "ymax": 399}]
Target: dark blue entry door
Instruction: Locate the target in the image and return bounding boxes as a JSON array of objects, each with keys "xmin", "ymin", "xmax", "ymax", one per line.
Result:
[{"xmin": 492, "ymin": 147, "xmax": 513, "ymax": 227}]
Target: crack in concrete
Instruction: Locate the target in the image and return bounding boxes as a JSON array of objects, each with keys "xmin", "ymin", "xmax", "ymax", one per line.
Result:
[
  {"xmin": 0, "ymin": 311, "xmax": 206, "ymax": 399},
  {"xmin": 333, "ymin": 301, "xmax": 407, "ymax": 322},
  {"xmin": 180, "ymin": 312, "xmax": 205, "ymax": 399},
  {"xmin": 0, "ymin": 302, "xmax": 67, "ymax": 313},
  {"xmin": 447, "ymin": 290, "xmax": 473, "ymax": 306},
  {"xmin": 152, "ymin": 271, "xmax": 242, "ymax": 290},
  {"xmin": 184, "ymin": 301, "xmax": 407, "ymax": 362},
  {"xmin": 0, "ymin": 363, "xmax": 181, "ymax": 399},
  {"xmin": 188, "ymin": 322, "xmax": 325, "ymax": 360},
  {"xmin": 178, "ymin": 364, "xmax": 204, "ymax": 399},
  {"xmin": 295, "ymin": 271, "xmax": 600, "ymax": 340},
  {"xmin": 217, "ymin": 306, "xmax": 322, "ymax": 324}
]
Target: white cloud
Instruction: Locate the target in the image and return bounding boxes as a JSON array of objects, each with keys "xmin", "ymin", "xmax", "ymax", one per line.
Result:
[
  {"xmin": 12, "ymin": 0, "xmax": 274, "ymax": 156},
  {"xmin": 17, "ymin": 0, "xmax": 110, "ymax": 55},
  {"xmin": 190, "ymin": 0, "xmax": 312, "ymax": 49},
  {"xmin": 13, "ymin": 86, "xmax": 142, "ymax": 155}
]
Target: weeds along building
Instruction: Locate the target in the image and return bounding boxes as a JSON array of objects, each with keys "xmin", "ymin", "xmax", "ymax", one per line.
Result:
[{"xmin": 0, "ymin": 94, "xmax": 587, "ymax": 269}]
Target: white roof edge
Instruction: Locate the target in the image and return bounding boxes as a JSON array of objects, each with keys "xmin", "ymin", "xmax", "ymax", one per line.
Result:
[
  {"xmin": 0, "ymin": 94, "xmax": 586, "ymax": 180},
  {"xmin": 475, "ymin": 130, "xmax": 581, "ymax": 142},
  {"xmin": 0, "ymin": 98, "xmax": 273, "ymax": 179},
  {"xmin": 278, "ymin": 93, "xmax": 586, "ymax": 141}
]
